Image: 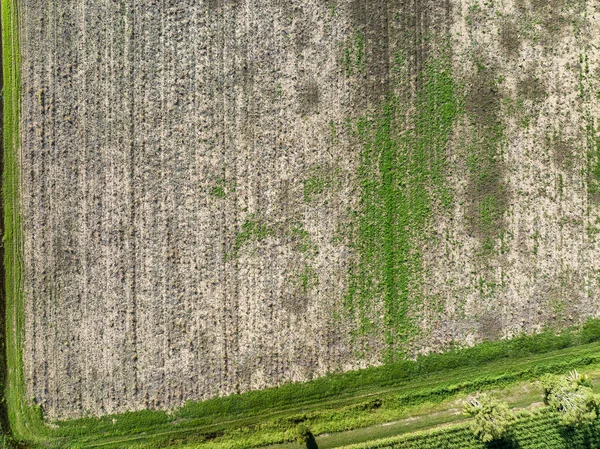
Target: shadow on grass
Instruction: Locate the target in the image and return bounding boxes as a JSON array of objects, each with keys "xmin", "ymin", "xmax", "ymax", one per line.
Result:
[{"xmin": 305, "ymin": 432, "xmax": 318, "ymax": 449}]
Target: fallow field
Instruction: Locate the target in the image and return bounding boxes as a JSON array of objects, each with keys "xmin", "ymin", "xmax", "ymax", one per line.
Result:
[{"xmin": 5, "ymin": 0, "xmax": 600, "ymax": 447}]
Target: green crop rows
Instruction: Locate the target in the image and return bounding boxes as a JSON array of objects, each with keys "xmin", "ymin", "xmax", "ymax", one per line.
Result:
[{"xmin": 343, "ymin": 408, "xmax": 600, "ymax": 449}]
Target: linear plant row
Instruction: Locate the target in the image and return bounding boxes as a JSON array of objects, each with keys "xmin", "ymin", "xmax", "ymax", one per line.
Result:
[{"xmin": 342, "ymin": 408, "xmax": 600, "ymax": 449}]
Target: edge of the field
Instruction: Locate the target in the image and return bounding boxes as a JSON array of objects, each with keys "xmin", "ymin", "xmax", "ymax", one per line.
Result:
[{"xmin": 2, "ymin": 0, "xmax": 47, "ymax": 445}]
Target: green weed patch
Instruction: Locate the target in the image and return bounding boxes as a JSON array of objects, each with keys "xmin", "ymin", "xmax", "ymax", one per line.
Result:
[{"xmin": 345, "ymin": 51, "xmax": 458, "ymax": 358}]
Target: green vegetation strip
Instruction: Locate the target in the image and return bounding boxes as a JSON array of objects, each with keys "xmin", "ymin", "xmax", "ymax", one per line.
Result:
[
  {"xmin": 2, "ymin": 0, "xmax": 49, "ymax": 446},
  {"xmin": 269, "ymin": 366, "xmax": 600, "ymax": 449},
  {"xmin": 346, "ymin": 53, "xmax": 458, "ymax": 357},
  {"xmin": 64, "ymin": 340, "xmax": 600, "ymax": 449},
  {"xmin": 3, "ymin": 323, "xmax": 597, "ymax": 448}
]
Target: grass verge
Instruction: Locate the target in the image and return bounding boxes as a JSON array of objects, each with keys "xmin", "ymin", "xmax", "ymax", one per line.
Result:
[{"xmin": 2, "ymin": 0, "xmax": 43, "ymax": 445}]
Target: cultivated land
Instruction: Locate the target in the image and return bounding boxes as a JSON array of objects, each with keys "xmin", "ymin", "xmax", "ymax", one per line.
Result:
[{"xmin": 5, "ymin": 0, "xmax": 600, "ymax": 447}]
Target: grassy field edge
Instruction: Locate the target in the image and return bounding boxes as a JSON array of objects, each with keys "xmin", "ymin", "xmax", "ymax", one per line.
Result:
[
  {"xmin": 2, "ymin": 0, "xmax": 47, "ymax": 445},
  {"xmin": 47, "ymin": 340, "xmax": 600, "ymax": 448}
]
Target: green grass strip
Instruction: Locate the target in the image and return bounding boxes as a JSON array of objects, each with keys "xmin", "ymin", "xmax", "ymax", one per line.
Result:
[
  {"xmin": 2, "ymin": 0, "xmax": 49, "ymax": 446},
  {"xmin": 74, "ymin": 345, "xmax": 600, "ymax": 449},
  {"xmin": 2, "ymin": 0, "xmax": 25, "ymax": 438}
]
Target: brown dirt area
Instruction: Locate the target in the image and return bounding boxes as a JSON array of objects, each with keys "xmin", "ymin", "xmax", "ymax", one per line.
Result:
[{"xmin": 17, "ymin": 0, "xmax": 600, "ymax": 419}]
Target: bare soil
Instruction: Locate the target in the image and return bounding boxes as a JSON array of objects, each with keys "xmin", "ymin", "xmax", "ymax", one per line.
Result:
[{"xmin": 17, "ymin": 0, "xmax": 600, "ymax": 420}]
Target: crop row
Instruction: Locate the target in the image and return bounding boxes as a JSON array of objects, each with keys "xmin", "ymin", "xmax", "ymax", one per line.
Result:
[{"xmin": 343, "ymin": 409, "xmax": 600, "ymax": 449}]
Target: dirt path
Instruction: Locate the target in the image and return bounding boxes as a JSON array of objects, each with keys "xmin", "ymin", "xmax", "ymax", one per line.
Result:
[{"xmin": 263, "ymin": 372, "xmax": 600, "ymax": 449}]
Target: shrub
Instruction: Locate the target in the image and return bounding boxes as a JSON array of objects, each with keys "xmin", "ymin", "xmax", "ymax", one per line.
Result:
[
  {"xmin": 542, "ymin": 371, "xmax": 600, "ymax": 428},
  {"xmin": 462, "ymin": 393, "xmax": 514, "ymax": 442},
  {"xmin": 581, "ymin": 319, "xmax": 600, "ymax": 343},
  {"xmin": 295, "ymin": 424, "xmax": 312, "ymax": 444},
  {"xmin": 566, "ymin": 369, "xmax": 592, "ymax": 388}
]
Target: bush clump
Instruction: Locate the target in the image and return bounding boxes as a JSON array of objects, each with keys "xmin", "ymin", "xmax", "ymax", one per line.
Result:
[
  {"xmin": 294, "ymin": 424, "xmax": 312, "ymax": 444},
  {"xmin": 542, "ymin": 370, "xmax": 600, "ymax": 428},
  {"xmin": 463, "ymin": 393, "xmax": 514, "ymax": 442}
]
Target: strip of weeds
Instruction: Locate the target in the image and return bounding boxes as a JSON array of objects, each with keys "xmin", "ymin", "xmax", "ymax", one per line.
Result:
[
  {"xmin": 0, "ymin": 0, "xmax": 13, "ymax": 447},
  {"xmin": 345, "ymin": 49, "xmax": 459, "ymax": 359}
]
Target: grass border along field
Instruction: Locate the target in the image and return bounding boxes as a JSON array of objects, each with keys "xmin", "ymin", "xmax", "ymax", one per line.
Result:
[
  {"xmin": 1, "ymin": 0, "xmax": 43, "ymax": 446},
  {"xmin": 4, "ymin": 2, "xmax": 600, "ymax": 449},
  {"xmin": 6, "ymin": 328, "xmax": 600, "ymax": 449},
  {"xmin": 53, "ymin": 338, "xmax": 600, "ymax": 448}
]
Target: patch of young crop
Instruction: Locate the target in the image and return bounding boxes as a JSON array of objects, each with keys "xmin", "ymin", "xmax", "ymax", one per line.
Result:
[{"xmin": 345, "ymin": 42, "xmax": 459, "ymax": 360}]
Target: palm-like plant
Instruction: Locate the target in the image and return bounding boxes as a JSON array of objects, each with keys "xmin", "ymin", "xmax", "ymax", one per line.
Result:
[{"xmin": 463, "ymin": 393, "xmax": 514, "ymax": 443}]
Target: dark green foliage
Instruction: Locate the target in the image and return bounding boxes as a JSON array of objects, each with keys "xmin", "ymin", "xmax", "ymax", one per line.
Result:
[
  {"xmin": 294, "ymin": 424, "xmax": 319, "ymax": 449},
  {"xmin": 295, "ymin": 424, "xmax": 312, "ymax": 444},
  {"xmin": 581, "ymin": 320, "xmax": 600, "ymax": 344},
  {"xmin": 347, "ymin": 408, "xmax": 600, "ymax": 449}
]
